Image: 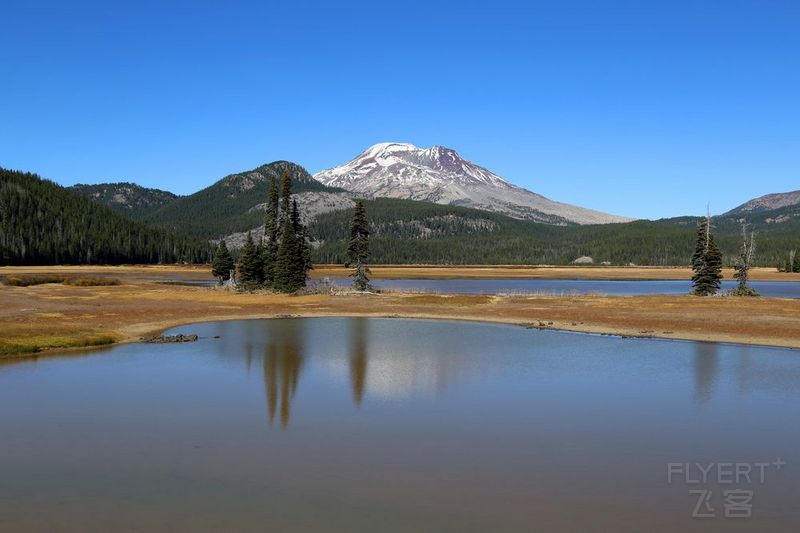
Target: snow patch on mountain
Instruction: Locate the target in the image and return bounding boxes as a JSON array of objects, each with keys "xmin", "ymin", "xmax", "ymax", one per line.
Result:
[{"xmin": 314, "ymin": 142, "xmax": 631, "ymax": 225}]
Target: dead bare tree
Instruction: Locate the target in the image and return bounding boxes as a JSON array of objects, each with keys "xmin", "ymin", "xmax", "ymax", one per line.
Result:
[{"xmin": 732, "ymin": 220, "xmax": 758, "ymax": 296}]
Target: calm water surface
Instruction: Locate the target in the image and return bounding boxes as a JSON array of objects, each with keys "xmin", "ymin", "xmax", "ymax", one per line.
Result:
[
  {"xmin": 1, "ymin": 318, "xmax": 799, "ymax": 532},
  {"xmin": 327, "ymin": 277, "xmax": 800, "ymax": 298},
  {"xmin": 159, "ymin": 277, "xmax": 800, "ymax": 297}
]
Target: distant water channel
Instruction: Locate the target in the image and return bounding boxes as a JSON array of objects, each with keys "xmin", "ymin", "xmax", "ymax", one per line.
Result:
[
  {"xmin": 327, "ymin": 278, "xmax": 800, "ymax": 298},
  {"xmin": 1, "ymin": 318, "xmax": 799, "ymax": 532},
  {"xmin": 162, "ymin": 277, "xmax": 800, "ymax": 298}
]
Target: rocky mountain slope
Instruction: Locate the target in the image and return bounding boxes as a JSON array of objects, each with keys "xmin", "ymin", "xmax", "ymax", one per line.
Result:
[
  {"xmin": 69, "ymin": 182, "xmax": 178, "ymax": 218},
  {"xmin": 66, "ymin": 153, "xmax": 800, "ymax": 266},
  {"xmin": 309, "ymin": 197, "xmax": 800, "ymax": 266},
  {"xmin": 141, "ymin": 161, "xmax": 340, "ymax": 239},
  {"xmin": 222, "ymin": 191, "xmax": 357, "ymax": 248},
  {"xmin": 725, "ymin": 189, "xmax": 800, "ymax": 216},
  {"xmin": 314, "ymin": 142, "xmax": 632, "ymax": 225}
]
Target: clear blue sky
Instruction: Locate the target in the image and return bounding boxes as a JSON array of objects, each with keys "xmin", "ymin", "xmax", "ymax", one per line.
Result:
[{"xmin": 2, "ymin": 0, "xmax": 798, "ymax": 219}]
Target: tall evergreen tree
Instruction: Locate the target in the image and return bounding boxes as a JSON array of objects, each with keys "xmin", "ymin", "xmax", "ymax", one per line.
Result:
[
  {"xmin": 279, "ymin": 170, "xmax": 292, "ymax": 229},
  {"xmin": 292, "ymin": 198, "xmax": 313, "ymax": 283},
  {"xmin": 691, "ymin": 214, "xmax": 723, "ymax": 296},
  {"xmin": 263, "ymin": 177, "xmax": 280, "ymax": 285},
  {"xmin": 237, "ymin": 232, "xmax": 263, "ymax": 287},
  {"xmin": 273, "ymin": 213, "xmax": 301, "ymax": 292},
  {"xmin": 347, "ymin": 201, "xmax": 371, "ymax": 291},
  {"xmin": 271, "ymin": 174, "xmax": 312, "ymax": 292},
  {"xmin": 211, "ymin": 240, "xmax": 235, "ymax": 283},
  {"xmin": 779, "ymin": 250, "xmax": 794, "ymax": 272},
  {"xmin": 255, "ymin": 239, "xmax": 265, "ymax": 281}
]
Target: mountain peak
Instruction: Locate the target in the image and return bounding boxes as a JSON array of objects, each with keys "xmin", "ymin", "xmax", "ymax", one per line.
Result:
[
  {"xmin": 360, "ymin": 142, "xmax": 419, "ymax": 159},
  {"xmin": 426, "ymin": 144, "xmax": 455, "ymax": 154},
  {"xmin": 725, "ymin": 189, "xmax": 800, "ymax": 215},
  {"xmin": 359, "ymin": 143, "xmax": 462, "ymax": 163},
  {"xmin": 314, "ymin": 142, "xmax": 631, "ymax": 225}
]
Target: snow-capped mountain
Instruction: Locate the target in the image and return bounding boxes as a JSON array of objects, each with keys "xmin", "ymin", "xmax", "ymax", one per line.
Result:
[{"xmin": 313, "ymin": 142, "xmax": 631, "ymax": 225}]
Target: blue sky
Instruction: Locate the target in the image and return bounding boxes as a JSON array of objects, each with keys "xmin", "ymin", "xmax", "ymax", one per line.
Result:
[{"xmin": 1, "ymin": 0, "xmax": 798, "ymax": 219}]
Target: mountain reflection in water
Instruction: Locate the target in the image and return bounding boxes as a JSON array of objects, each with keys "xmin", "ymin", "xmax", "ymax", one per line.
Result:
[
  {"xmin": 2, "ymin": 318, "xmax": 800, "ymax": 532},
  {"xmin": 257, "ymin": 317, "xmax": 469, "ymax": 428},
  {"xmin": 222, "ymin": 319, "xmax": 797, "ymax": 429}
]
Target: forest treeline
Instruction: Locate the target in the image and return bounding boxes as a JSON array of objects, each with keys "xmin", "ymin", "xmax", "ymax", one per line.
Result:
[
  {"xmin": 309, "ymin": 198, "xmax": 800, "ymax": 266},
  {"xmin": 4, "ymin": 166, "xmax": 799, "ymax": 267},
  {"xmin": 139, "ymin": 161, "xmax": 336, "ymax": 239},
  {"xmin": 1, "ymin": 168, "xmax": 211, "ymax": 265}
]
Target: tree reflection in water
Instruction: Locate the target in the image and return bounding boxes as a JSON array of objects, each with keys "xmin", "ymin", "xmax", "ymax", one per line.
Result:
[
  {"xmin": 257, "ymin": 318, "xmax": 745, "ymax": 428},
  {"xmin": 262, "ymin": 320, "xmax": 306, "ymax": 428},
  {"xmin": 349, "ymin": 317, "xmax": 368, "ymax": 407},
  {"xmin": 693, "ymin": 342, "xmax": 719, "ymax": 404}
]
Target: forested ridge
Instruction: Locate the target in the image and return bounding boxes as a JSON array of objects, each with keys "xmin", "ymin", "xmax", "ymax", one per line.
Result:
[
  {"xmin": 5, "ymin": 164, "xmax": 799, "ymax": 267},
  {"xmin": 0, "ymin": 168, "xmax": 211, "ymax": 265},
  {"xmin": 141, "ymin": 161, "xmax": 340, "ymax": 239},
  {"xmin": 309, "ymin": 198, "xmax": 800, "ymax": 266},
  {"xmin": 69, "ymin": 182, "xmax": 178, "ymax": 218}
]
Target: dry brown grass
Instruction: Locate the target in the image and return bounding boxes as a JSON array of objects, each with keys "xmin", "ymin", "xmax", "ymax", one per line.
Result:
[
  {"xmin": 3, "ymin": 263, "xmax": 798, "ymax": 282},
  {"xmin": 63, "ymin": 276, "xmax": 121, "ymax": 287},
  {"xmin": 312, "ymin": 264, "xmax": 798, "ymax": 281},
  {"xmin": 1, "ymin": 267, "xmax": 800, "ymax": 361}
]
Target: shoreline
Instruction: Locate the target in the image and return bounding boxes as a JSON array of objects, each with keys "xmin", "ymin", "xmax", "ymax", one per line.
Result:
[
  {"xmin": 3, "ymin": 272, "xmax": 800, "ymax": 361},
  {"xmin": 312, "ymin": 264, "xmax": 800, "ymax": 282},
  {"xmin": 6, "ymin": 307, "xmax": 796, "ymax": 367},
  {"xmin": 3, "ymin": 264, "xmax": 799, "ymax": 282},
  {"xmin": 147, "ymin": 311, "xmax": 800, "ymax": 351}
]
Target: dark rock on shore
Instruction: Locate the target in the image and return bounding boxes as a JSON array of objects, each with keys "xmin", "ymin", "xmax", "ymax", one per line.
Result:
[{"xmin": 145, "ymin": 334, "xmax": 198, "ymax": 343}]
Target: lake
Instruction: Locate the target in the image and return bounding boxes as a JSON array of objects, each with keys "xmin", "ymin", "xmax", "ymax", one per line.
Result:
[
  {"xmin": 1, "ymin": 318, "xmax": 798, "ymax": 532},
  {"xmin": 163, "ymin": 277, "xmax": 800, "ymax": 298},
  {"xmin": 326, "ymin": 278, "xmax": 800, "ymax": 298}
]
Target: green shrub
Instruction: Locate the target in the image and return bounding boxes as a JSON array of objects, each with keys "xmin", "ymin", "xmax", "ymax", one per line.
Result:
[
  {"xmin": 63, "ymin": 277, "xmax": 121, "ymax": 286},
  {"xmin": 1, "ymin": 274, "xmax": 67, "ymax": 286},
  {"xmin": 727, "ymin": 286, "xmax": 761, "ymax": 297},
  {"xmin": 1, "ymin": 274, "xmax": 121, "ymax": 287}
]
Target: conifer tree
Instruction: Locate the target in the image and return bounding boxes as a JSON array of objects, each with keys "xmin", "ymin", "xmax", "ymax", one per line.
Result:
[
  {"xmin": 273, "ymin": 201, "xmax": 312, "ymax": 292},
  {"xmin": 237, "ymin": 232, "xmax": 263, "ymax": 287},
  {"xmin": 691, "ymin": 214, "xmax": 723, "ymax": 296},
  {"xmin": 0, "ymin": 168, "xmax": 211, "ymax": 265},
  {"xmin": 263, "ymin": 177, "xmax": 280, "ymax": 286},
  {"xmin": 279, "ymin": 171, "xmax": 291, "ymax": 229},
  {"xmin": 707, "ymin": 236, "xmax": 723, "ymax": 283},
  {"xmin": 273, "ymin": 213, "xmax": 301, "ymax": 292},
  {"xmin": 211, "ymin": 240, "xmax": 235, "ymax": 283},
  {"xmin": 347, "ymin": 200, "xmax": 371, "ymax": 291},
  {"xmin": 292, "ymin": 198, "xmax": 313, "ymax": 283},
  {"xmin": 271, "ymin": 173, "xmax": 312, "ymax": 292},
  {"xmin": 255, "ymin": 239, "xmax": 265, "ymax": 281}
]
